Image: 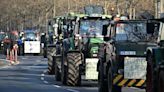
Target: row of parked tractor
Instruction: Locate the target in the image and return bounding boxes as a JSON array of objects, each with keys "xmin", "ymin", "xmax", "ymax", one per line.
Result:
[{"xmin": 43, "ymin": 5, "xmax": 164, "ymax": 92}]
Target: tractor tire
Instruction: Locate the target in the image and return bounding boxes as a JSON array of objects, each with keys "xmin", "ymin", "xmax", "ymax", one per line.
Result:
[
  {"xmin": 66, "ymin": 53, "xmax": 82, "ymax": 86},
  {"xmin": 48, "ymin": 63, "xmax": 55, "ymax": 75},
  {"xmin": 55, "ymin": 65, "xmax": 61, "ymax": 81},
  {"xmin": 55, "ymin": 62, "xmax": 61, "ymax": 81},
  {"xmin": 98, "ymin": 59, "xmax": 108, "ymax": 92},
  {"xmin": 48, "ymin": 66, "xmax": 53, "ymax": 75},
  {"xmin": 61, "ymin": 65, "xmax": 67, "ymax": 85},
  {"xmin": 108, "ymin": 66, "xmax": 121, "ymax": 92},
  {"xmin": 146, "ymin": 54, "xmax": 156, "ymax": 92},
  {"xmin": 158, "ymin": 69, "xmax": 164, "ymax": 92}
]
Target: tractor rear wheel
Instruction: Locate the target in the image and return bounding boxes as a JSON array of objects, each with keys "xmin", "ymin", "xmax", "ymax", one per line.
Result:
[
  {"xmin": 48, "ymin": 64, "xmax": 55, "ymax": 75},
  {"xmin": 55, "ymin": 59, "xmax": 61, "ymax": 81},
  {"xmin": 146, "ymin": 54, "xmax": 156, "ymax": 92},
  {"xmin": 55, "ymin": 65, "xmax": 61, "ymax": 81},
  {"xmin": 67, "ymin": 53, "xmax": 82, "ymax": 86},
  {"xmin": 158, "ymin": 69, "xmax": 164, "ymax": 92},
  {"xmin": 61, "ymin": 56, "xmax": 68, "ymax": 85},
  {"xmin": 98, "ymin": 59, "xmax": 108, "ymax": 92}
]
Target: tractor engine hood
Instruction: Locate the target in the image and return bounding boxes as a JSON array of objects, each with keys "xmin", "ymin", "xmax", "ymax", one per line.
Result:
[
  {"xmin": 90, "ymin": 37, "xmax": 103, "ymax": 44},
  {"xmin": 88, "ymin": 37, "xmax": 103, "ymax": 57},
  {"xmin": 115, "ymin": 42, "xmax": 157, "ymax": 56}
]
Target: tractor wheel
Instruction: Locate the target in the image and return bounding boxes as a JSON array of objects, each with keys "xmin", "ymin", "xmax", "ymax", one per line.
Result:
[
  {"xmin": 98, "ymin": 59, "xmax": 108, "ymax": 92},
  {"xmin": 158, "ymin": 69, "xmax": 164, "ymax": 92},
  {"xmin": 67, "ymin": 53, "xmax": 82, "ymax": 86},
  {"xmin": 108, "ymin": 66, "xmax": 121, "ymax": 92},
  {"xmin": 48, "ymin": 66, "xmax": 53, "ymax": 75},
  {"xmin": 61, "ymin": 56, "xmax": 68, "ymax": 85},
  {"xmin": 61, "ymin": 65, "xmax": 67, "ymax": 85},
  {"xmin": 55, "ymin": 62, "xmax": 61, "ymax": 81},
  {"xmin": 48, "ymin": 63, "xmax": 55, "ymax": 75},
  {"xmin": 146, "ymin": 54, "xmax": 156, "ymax": 92}
]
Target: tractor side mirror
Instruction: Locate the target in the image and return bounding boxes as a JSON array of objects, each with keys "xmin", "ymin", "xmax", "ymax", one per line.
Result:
[
  {"xmin": 102, "ymin": 25, "xmax": 111, "ymax": 41},
  {"xmin": 147, "ymin": 23, "xmax": 155, "ymax": 34},
  {"xmin": 147, "ymin": 22, "xmax": 160, "ymax": 34},
  {"xmin": 102, "ymin": 25, "xmax": 108, "ymax": 36}
]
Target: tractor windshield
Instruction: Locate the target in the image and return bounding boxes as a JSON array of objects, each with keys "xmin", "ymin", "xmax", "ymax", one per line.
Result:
[
  {"xmin": 80, "ymin": 19, "xmax": 109, "ymax": 37},
  {"xmin": 115, "ymin": 22, "xmax": 153, "ymax": 42}
]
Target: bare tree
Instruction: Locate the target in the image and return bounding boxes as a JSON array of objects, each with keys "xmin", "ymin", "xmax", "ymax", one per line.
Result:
[{"xmin": 0, "ymin": 0, "xmax": 155, "ymax": 31}]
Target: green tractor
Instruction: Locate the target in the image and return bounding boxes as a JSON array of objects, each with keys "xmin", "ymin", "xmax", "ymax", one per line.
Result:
[
  {"xmin": 53, "ymin": 13, "xmax": 79, "ymax": 80},
  {"xmin": 97, "ymin": 19, "xmax": 160, "ymax": 92},
  {"xmin": 57, "ymin": 14, "xmax": 112, "ymax": 86},
  {"xmin": 47, "ymin": 16, "xmax": 66, "ymax": 74},
  {"xmin": 146, "ymin": 15, "xmax": 164, "ymax": 92}
]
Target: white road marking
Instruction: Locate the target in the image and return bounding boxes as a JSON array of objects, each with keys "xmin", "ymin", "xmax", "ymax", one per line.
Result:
[
  {"xmin": 43, "ymin": 81, "xmax": 48, "ymax": 84},
  {"xmin": 41, "ymin": 70, "xmax": 63, "ymax": 90},
  {"xmin": 53, "ymin": 85, "xmax": 61, "ymax": 88},
  {"xmin": 0, "ymin": 65, "xmax": 10, "ymax": 69},
  {"xmin": 41, "ymin": 74, "xmax": 44, "ymax": 77},
  {"xmin": 22, "ymin": 57, "xmax": 27, "ymax": 60},
  {"xmin": 36, "ymin": 60, "xmax": 41, "ymax": 62},
  {"xmin": 66, "ymin": 89, "xmax": 80, "ymax": 92},
  {"xmin": 41, "ymin": 77, "xmax": 44, "ymax": 80}
]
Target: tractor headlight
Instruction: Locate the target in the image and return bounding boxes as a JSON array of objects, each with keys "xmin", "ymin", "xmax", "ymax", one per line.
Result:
[
  {"xmin": 74, "ymin": 34, "xmax": 81, "ymax": 46},
  {"xmin": 1, "ymin": 41, "xmax": 4, "ymax": 46},
  {"xmin": 91, "ymin": 49, "xmax": 98, "ymax": 57}
]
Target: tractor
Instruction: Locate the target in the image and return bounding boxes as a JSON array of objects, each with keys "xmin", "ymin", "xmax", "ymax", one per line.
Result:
[
  {"xmin": 56, "ymin": 13, "xmax": 112, "ymax": 86},
  {"xmin": 47, "ymin": 14, "xmax": 77, "ymax": 75},
  {"xmin": 47, "ymin": 17, "xmax": 64, "ymax": 74},
  {"xmin": 146, "ymin": 14, "xmax": 164, "ymax": 92},
  {"xmin": 97, "ymin": 19, "xmax": 160, "ymax": 92}
]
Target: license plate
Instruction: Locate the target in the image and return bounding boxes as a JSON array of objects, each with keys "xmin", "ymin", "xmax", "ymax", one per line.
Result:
[
  {"xmin": 124, "ymin": 57, "xmax": 147, "ymax": 79},
  {"xmin": 85, "ymin": 58, "xmax": 98, "ymax": 80}
]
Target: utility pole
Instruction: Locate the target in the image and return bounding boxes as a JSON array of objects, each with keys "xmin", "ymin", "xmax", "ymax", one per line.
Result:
[
  {"xmin": 53, "ymin": 0, "xmax": 56, "ymax": 17},
  {"xmin": 104, "ymin": 0, "xmax": 107, "ymax": 14},
  {"xmin": 89, "ymin": 0, "xmax": 92, "ymax": 4},
  {"xmin": 155, "ymin": 0, "xmax": 158, "ymax": 18},
  {"xmin": 116, "ymin": 0, "xmax": 120, "ymax": 15},
  {"xmin": 68, "ymin": 0, "xmax": 71, "ymax": 13},
  {"xmin": 45, "ymin": 7, "xmax": 48, "ymax": 33},
  {"xmin": 155, "ymin": 0, "xmax": 164, "ymax": 18},
  {"xmin": 161, "ymin": 0, "xmax": 164, "ymax": 13}
]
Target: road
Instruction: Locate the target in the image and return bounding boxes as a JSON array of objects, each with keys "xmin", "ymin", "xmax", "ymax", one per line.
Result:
[{"xmin": 0, "ymin": 55, "xmax": 145, "ymax": 92}]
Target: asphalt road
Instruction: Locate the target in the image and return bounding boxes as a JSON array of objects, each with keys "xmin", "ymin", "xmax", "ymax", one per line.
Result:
[{"xmin": 0, "ymin": 55, "xmax": 145, "ymax": 92}]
